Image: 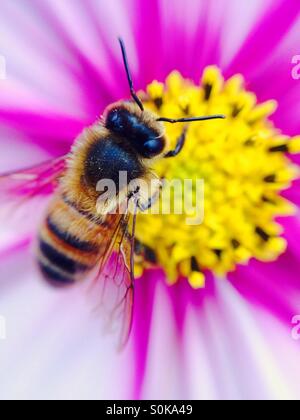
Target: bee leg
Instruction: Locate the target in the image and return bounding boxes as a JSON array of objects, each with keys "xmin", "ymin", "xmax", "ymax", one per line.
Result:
[
  {"xmin": 128, "ymin": 175, "xmax": 162, "ymax": 212},
  {"xmin": 138, "ymin": 180, "xmax": 163, "ymax": 212},
  {"xmin": 164, "ymin": 126, "xmax": 188, "ymax": 158},
  {"xmin": 137, "ymin": 191, "xmax": 158, "ymax": 212}
]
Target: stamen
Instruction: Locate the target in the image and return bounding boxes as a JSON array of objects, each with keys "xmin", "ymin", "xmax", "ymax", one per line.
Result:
[{"xmin": 134, "ymin": 68, "xmax": 300, "ymax": 288}]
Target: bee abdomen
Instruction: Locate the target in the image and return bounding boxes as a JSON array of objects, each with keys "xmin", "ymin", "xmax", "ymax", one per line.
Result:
[
  {"xmin": 46, "ymin": 217, "xmax": 98, "ymax": 253},
  {"xmin": 38, "ymin": 214, "xmax": 100, "ymax": 286},
  {"xmin": 38, "ymin": 259, "xmax": 76, "ymax": 286}
]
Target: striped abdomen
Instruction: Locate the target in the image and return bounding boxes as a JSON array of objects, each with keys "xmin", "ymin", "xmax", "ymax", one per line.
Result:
[{"xmin": 37, "ymin": 194, "xmax": 110, "ymax": 286}]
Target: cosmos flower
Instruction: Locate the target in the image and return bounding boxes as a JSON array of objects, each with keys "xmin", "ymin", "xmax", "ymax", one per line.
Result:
[{"xmin": 0, "ymin": 0, "xmax": 300, "ymax": 400}]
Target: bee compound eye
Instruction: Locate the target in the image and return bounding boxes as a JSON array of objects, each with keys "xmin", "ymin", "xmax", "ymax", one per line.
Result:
[{"xmin": 143, "ymin": 139, "xmax": 164, "ymax": 157}]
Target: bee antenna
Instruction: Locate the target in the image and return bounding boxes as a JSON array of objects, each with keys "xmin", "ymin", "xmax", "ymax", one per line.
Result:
[
  {"xmin": 118, "ymin": 37, "xmax": 144, "ymax": 112},
  {"xmin": 157, "ymin": 115, "xmax": 226, "ymax": 123}
]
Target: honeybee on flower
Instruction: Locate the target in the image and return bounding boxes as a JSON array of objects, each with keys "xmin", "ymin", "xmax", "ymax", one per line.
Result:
[{"xmin": 0, "ymin": 0, "xmax": 300, "ymax": 401}]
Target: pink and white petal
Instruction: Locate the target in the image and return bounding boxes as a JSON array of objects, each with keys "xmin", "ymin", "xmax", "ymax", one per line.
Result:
[
  {"xmin": 219, "ymin": 0, "xmax": 275, "ymax": 68},
  {"xmin": 0, "ymin": 129, "xmax": 58, "ymax": 257},
  {"xmin": 229, "ymin": 249, "xmax": 300, "ymax": 325},
  {"xmin": 27, "ymin": 0, "xmax": 131, "ymax": 108},
  {"xmin": 0, "ymin": 112, "xmax": 86, "ymax": 155},
  {"xmin": 187, "ymin": 0, "xmax": 275, "ymax": 75},
  {"xmin": 132, "ymin": 276, "xmax": 300, "ymax": 399},
  {"xmin": 134, "ymin": 278, "xmax": 188, "ymax": 399},
  {"xmin": 224, "ymin": 1, "xmax": 300, "ymax": 135},
  {"xmin": 129, "ymin": 0, "xmax": 223, "ymax": 83},
  {"xmin": 128, "ymin": 0, "xmax": 280, "ymax": 84},
  {"xmin": 198, "ymin": 280, "xmax": 300, "ymax": 400},
  {"xmin": 187, "ymin": 281, "xmax": 300, "ymax": 400},
  {"xmin": 226, "ymin": 0, "xmax": 300, "ymax": 81},
  {"xmin": 245, "ymin": 16, "xmax": 300, "ymax": 136},
  {"xmin": 131, "ymin": 271, "xmax": 159, "ymax": 399},
  {"xmin": 131, "ymin": 271, "xmax": 216, "ymax": 399},
  {"xmin": 0, "ymin": 126, "xmax": 50, "ymax": 172},
  {"xmin": 0, "ymin": 0, "xmax": 134, "ymax": 151},
  {"xmin": 0, "ymin": 0, "xmax": 300, "ymax": 401},
  {"xmin": 0, "ymin": 248, "xmax": 134, "ymax": 400},
  {"xmin": 0, "ymin": 0, "xmax": 86, "ymax": 116},
  {"xmin": 128, "ymin": 0, "xmax": 207, "ymax": 83}
]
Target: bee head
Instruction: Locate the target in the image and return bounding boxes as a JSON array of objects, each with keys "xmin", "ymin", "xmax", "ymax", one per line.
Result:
[
  {"xmin": 104, "ymin": 102, "xmax": 166, "ymax": 159},
  {"xmin": 103, "ymin": 38, "xmax": 225, "ymax": 160}
]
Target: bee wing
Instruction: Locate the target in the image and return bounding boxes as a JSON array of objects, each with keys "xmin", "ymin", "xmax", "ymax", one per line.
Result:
[
  {"xmin": 0, "ymin": 155, "xmax": 67, "ymax": 243},
  {"xmin": 0, "ymin": 155, "xmax": 67, "ymax": 201},
  {"xmin": 90, "ymin": 202, "xmax": 138, "ymax": 350}
]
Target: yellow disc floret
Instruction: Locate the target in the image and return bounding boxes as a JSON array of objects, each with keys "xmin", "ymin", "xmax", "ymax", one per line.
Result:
[{"xmin": 135, "ymin": 68, "xmax": 300, "ymax": 288}]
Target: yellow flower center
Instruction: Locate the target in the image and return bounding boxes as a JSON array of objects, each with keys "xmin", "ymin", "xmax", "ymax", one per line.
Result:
[{"xmin": 135, "ymin": 68, "xmax": 300, "ymax": 288}]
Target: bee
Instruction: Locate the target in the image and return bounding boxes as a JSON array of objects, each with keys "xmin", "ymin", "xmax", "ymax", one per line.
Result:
[{"xmin": 0, "ymin": 39, "xmax": 224, "ymax": 348}]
